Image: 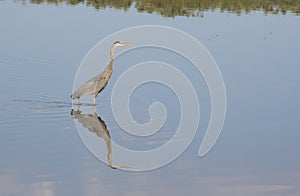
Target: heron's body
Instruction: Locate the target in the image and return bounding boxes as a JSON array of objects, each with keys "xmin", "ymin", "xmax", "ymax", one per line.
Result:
[
  {"xmin": 70, "ymin": 66, "xmax": 112, "ymax": 103},
  {"xmin": 71, "ymin": 41, "xmax": 131, "ymax": 105}
]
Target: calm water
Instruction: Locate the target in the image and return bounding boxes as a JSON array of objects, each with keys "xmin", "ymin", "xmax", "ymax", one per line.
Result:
[{"xmin": 1, "ymin": 1, "xmax": 300, "ymax": 195}]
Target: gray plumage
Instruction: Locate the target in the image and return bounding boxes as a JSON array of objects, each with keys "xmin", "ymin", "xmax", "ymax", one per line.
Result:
[{"xmin": 71, "ymin": 41, "xmax": 132, "ymax": 105}]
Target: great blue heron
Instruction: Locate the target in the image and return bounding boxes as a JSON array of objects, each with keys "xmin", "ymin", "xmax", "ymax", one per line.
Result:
[
  {"xmin": 71, "ymin": 41, "xmax": 132, "ymax": 105},
  {"xmin": 71, "ymin": 108, "xmax": 130, "ymax": 169}
]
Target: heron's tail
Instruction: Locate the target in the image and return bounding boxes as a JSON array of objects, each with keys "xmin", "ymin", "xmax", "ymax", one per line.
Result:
[{"xmin": 70, "ymin": 91, "xmax": 80, "ymax": 99}]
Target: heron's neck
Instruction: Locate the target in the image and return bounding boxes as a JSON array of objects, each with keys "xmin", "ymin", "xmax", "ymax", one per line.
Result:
[{"xmin": 108, "ymin": 46, "xmax": 116, "ymax": 71}]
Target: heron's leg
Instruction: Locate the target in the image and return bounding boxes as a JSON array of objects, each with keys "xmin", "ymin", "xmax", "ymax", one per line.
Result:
[
  {"xmin": 93, "ymin": 95, "xmax": 97, "ymax": 106},
  {"xmin": 78, "ymin": 97, "xmax": 81, "ymax": 105},
  {"xmin": 93, "ymin": 106, "xmax": 97, "ymax": 115}
]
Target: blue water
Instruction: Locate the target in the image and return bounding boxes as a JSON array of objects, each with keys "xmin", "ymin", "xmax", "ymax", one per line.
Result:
[{"xmin": 0, "ymin": 1, "xmax": 300, "ymax": 195}]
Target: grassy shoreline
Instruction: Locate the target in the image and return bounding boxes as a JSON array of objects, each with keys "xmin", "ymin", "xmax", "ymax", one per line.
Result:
[{"xmin": 25, "ymin": 0, "xmax": 300, "ymax": 17}]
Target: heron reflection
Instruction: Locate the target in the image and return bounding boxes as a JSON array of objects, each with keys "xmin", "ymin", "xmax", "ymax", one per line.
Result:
[{"xmin": 71, "ymin": 108, "xmax": 129, "ymax": 169}]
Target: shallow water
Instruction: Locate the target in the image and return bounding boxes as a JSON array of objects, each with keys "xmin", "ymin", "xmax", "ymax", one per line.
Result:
[{"xmin": 1, "ymin": 1, "xmax": 300, "ymax": 195}]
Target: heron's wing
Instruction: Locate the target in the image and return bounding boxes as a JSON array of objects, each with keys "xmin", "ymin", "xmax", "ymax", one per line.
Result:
[
  {"xmin": 72, "ymin": 74, "xmax": 101, "ymax": 98},
  {"xmin": 95, "ymin": 72, "xmax": 110, "ymax": 94}
]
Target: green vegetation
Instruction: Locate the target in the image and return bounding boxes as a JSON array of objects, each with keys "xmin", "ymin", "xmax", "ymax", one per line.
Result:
[{"xmin": 27, "ymin": 0, "xmax": 300, "ymax": 17}]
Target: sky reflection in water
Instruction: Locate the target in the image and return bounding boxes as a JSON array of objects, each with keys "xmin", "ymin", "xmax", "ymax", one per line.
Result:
[{"xmin": 0, "ymin": 1, "xmax": 300, "ymax": 195}]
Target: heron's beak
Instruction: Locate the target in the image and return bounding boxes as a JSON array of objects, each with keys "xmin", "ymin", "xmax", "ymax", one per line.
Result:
[{"xmin": 122, "ymin": 42, "xmax": 133, "ymax": 46}]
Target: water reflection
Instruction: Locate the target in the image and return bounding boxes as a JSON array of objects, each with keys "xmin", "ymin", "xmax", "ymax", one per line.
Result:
[
  {"xmin": 26, "ymin": 0, "xmax": 300, "ymax": 16},
  {"xmin": 70, "ymin": 107, "xmax": 129, "ymax": 169}
]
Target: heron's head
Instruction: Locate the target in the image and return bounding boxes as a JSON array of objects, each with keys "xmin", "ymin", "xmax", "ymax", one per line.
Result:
[{"xmin": 113, "ymin": 41, "xmax": 132, "ymax": 47}]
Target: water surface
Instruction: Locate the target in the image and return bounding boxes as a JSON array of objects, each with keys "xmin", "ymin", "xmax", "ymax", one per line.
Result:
[{"xmin": 0, "ymin": 1, "xmax": 300, "ymax": 195}]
